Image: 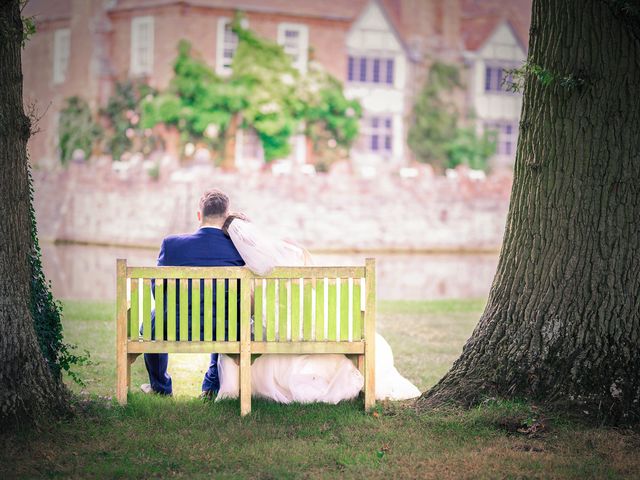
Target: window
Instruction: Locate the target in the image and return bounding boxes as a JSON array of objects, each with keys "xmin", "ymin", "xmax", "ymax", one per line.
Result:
[
  {"xmin": 485, "ymin": 121, "xmax": 518, "ymax": 155},
  {"xmin": 277, "ymin": 23, "xmax": 309, "ymax": 73},
  {"xmin": 484, "ymin": 65, "xmax": 516, "ymax": 93},
  {"xmin": 347, "ymin": 55, "xmax": 394, "ymax": 85},
  {"xmin": 216, "ymin": 18, "xmax": 239, "ymax": 75},
  {"xmin": 53, "ymin": 28, "xmax": 70, "ymax": 84},
  {"xmin": 360, "ymin": 116, "xmax": 393, "ymax": 153},
  {"xmin": 130, "ymin": 16, "xmax": 154, "ymax": 76}
]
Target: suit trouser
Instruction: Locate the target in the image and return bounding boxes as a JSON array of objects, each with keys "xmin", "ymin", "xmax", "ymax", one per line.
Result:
[{"xmin": 142, "ymin": 310, "xmax": 220, "ymax": 394}]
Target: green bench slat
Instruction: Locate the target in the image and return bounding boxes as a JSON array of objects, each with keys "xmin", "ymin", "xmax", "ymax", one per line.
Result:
[
  {"xmin": 167, "ymin": 280, "xmax": 176, "ymax": 341},
  {"xmin": 340, "ymin": 278, "xmax": 349, "ymax": 342},
  {"xmin": 327, "ymin": 279, "xmax": 337, "ymax": 341},
  {"xmin": 291, "ymin": 279, "xmax": 301, "ymax": 341},
  {"xmin": 130, "ymin": 279, "xmax": 139, "ymax": 340},
  {"xmin": 228, "ymin": 279, "xmax": 238, "ymax": 342},
  {"xmin": 353, "ymin": 279, "xmax": 362, "ymax": 341},
  {"xmin": 266, "ymin": 279, "xmax": 276, "ymax": 341},
  {"xmin": 254, "ymin": 280, "xmax": 263, "ymax": 341},
  {"xmin": 278, "ymin": 279, "xmax": 288, "ymax": 341},
  {"xmin": 315, "ymin": 278, "xmax": 325, "ymax": 341},
  {"xmin": 216, "ymin": 279, "xmax": 225, "ymax": 341},
  {"xmin": 180, "ymin": 280, "xmax": 188, "ymax": 341},
  {"xmin": 155, "ymin": 281, "xmax": 164, "ymax": 341},
  {"xmin": 303, "ymin": 279, "xmax": 313, "ymax": 340},
  {"xmin": 192, "ymin": 279, "xmax": 201, "ymax": 341},
  {"xmin": 142, "ymin": 279, "xmax": 152, "ymax": 340},
  {"xmin": 204, "ymin": 279, "xmax": 213, "ymax": 341}
]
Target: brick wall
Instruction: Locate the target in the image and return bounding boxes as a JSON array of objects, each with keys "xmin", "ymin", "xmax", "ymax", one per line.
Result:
[{"xmin": 33, "ymin": 162, "xmax": 512, "ymax": 252}]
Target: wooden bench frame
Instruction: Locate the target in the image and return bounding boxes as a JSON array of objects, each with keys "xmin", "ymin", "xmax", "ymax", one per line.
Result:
[{"xmin": 116, "ymin": 258, "xmax": 376, "ymax": 415}]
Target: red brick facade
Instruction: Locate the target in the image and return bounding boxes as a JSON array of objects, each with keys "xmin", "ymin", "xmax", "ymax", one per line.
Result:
[{"xmin": 22, "ymin": 0, "xmax": 531, "ymax": 168}]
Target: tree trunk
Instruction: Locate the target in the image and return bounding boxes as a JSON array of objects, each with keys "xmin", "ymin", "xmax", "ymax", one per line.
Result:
[
  {"xmin": 0, "ymin": 0, "xmax": 68, "ymax": 426},
  {"xmin": 418, "ymin": 0, "xmax": 640, "ymax": 422}
]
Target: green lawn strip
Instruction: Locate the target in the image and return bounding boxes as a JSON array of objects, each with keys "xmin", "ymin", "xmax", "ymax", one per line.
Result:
[
  {"xmin": 2, "ymin": 299, "xmax": 638, "ymax": 479},
  {"xmin": 2, "ymin": 396, "xmax": 637, "ymax": 479}
]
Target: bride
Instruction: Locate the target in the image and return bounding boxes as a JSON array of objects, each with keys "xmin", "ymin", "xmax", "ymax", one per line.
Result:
[{"xmin": 215, "ymin": 214, "xmax": 420, "ymax": 404}]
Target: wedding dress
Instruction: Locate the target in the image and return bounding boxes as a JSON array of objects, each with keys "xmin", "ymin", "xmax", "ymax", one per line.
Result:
[{"xmin": 216, "ymin": 219, "xmax": 420, "ymax": 403}]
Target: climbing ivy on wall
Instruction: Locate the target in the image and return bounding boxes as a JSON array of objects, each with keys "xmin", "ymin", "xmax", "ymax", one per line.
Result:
[
  {"xmin": 408, "ymin": 62, "xmax": 496, "ymax": 172},
  {"xmin": 141, "ymin": 13, "xmax": 361, "ymax": 163}
]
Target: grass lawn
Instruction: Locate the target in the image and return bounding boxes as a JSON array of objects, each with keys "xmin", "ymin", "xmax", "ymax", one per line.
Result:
[{"xmin": 2, "ymin": 299, "xmax": 639, "ymax": 479}]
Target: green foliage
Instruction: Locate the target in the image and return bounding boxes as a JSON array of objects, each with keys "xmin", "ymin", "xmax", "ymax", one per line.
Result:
[
  {"xmin": 141, "ymin": 15, "xmax": 360, "ymax": 164},
  {"xmin": 19, "ymin": 0, "xmax": 36, "ymax": 46},
  {"xmin": 141, "ymin": 40, "xmax": 244, "ymax": 156},
  {"xmin": 504, "ymin": 61, "xmax": 586, "ymax": 93},
  {"xmin": 27, "ymin": 168, "xmax": 90, "ymax": 385},
  {"xmin": 101, "ymin": 81, "xmax": 161, "ymax": 161},
  {"xmin": 58, "ymin": 97, "xmax": 101, "ymax": 165},
  {"xmin": 231, "ymin": 17, "xmax": 300, "ymax": 161},
  {"xmin": 408, "ymin": 63, "xmax": 459, "ymax": 168},
  {"xmin": 408, "ymin": 62, "xmax": 496, "ymax": 171},
  {"xmin": 445, "ymin": 127, "xmax": 496, "ymax": 171},
  {"xmin": 298, "ymin": 64, "xmax": 361, "ymax": 169}
]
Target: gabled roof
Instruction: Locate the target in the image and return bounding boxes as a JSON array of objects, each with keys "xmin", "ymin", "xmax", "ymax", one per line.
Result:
[
  {"xmin": 461, "ymin": 0, "xmax": 531, "ymax": 51},
  {"xmin": 347, "ymin": 0, "xmax": 409, "ymax": 54}
]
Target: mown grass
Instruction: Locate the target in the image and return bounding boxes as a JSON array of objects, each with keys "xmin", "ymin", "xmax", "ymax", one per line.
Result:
[{"xmin": 1, "ymin": 299, "xmax": 639, "ymax": 479}]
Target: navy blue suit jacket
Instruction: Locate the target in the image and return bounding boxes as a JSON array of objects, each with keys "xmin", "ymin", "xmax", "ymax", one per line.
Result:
[{"xmin": 153, "ymin": 227, "xmax": 245, "ymax": 341}]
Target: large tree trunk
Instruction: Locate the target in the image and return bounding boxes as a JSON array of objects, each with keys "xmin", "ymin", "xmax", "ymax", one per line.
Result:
[
  {"xmin": 0, "ymin": 0, "xmax": 68, "ymax": 425},
  {"xmin": 418, "ymin": 0, "xmax": 640, "ymax": 421}
]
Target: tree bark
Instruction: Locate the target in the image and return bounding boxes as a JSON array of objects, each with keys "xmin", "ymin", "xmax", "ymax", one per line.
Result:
[
  {"xmin": 0, "ymin": 0, "xmax": 68, "ymax": 426},
  {"xmin": 418, "ymin": 0, "xmax": 640, "ymax": 422}
]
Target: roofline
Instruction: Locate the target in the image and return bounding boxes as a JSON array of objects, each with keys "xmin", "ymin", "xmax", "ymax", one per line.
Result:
[
  {"xmin": 348, "ymin": 0, "xmax": 410, "ymax": 56},
  {"xmin": 107, "ymin": 0, "xmax": 354, "ymax": 22},
  {"xmin": 465, "ymin": 17, "xmax": 527, "ymax": 54}
]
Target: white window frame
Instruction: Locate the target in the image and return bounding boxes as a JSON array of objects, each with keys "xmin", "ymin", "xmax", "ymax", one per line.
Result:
[
  {"xmin": 277, "ymin": 23, "xmax": 309, "ymax": 73},
  {"xmin": 358, "ymin": 115, "xmax": 393, "ymax": 154},
  {"xmin": 216, "ymin": 17, "xmax": 241, "ymax": 76},
  {"xmin": 53, "ymin": 28, "xmax": 70, "ymax": 85},
  {"xmin": 347, "ymin": 54, "xmax": 394, "ymax": 86},
  {"xmin": 485, "ymin": 120, "xmax": 518, "ymax": 156},
  {"xmin": 130, "ymin": 16, "xmax": 154, "ymax": 77}
]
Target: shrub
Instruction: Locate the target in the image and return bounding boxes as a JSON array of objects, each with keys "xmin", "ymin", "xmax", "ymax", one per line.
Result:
[
  {"xmin": 101, "ymin": 81, "xmax": 162, "ymax": 161},
  {"xmin": 408, "ymin": 62, "xmax": 496, "ymax": 172},
  {"xmin": 58, "ymin": 97, "xmax": 101, "ymax": 165}
]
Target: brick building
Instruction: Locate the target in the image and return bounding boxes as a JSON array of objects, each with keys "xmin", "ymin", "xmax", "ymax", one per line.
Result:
[{"xmin": 22, "ymin": 0, "xmax": 531, "ymax": 170}]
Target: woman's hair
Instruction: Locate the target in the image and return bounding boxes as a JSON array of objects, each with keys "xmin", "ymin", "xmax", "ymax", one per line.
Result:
[{"xmin": 222, "ymin": 212, "xmax": 250, "ymax": 237}]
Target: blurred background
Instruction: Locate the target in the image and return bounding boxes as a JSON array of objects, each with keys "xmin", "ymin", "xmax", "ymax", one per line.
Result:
[{"xmin": 22, "ymin": 0, "xmax": 532, "ymax": 303}]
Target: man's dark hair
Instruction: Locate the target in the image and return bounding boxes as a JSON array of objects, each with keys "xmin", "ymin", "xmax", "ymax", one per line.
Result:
[{"xmin": 199, "ymin": 189, "xmax": 229, "ymax": 218}]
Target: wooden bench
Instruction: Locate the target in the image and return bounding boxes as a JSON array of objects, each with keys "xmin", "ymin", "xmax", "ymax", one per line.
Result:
[{"xmin": 116, "ymin": 258, "xmax": 376, "ymax": 415}]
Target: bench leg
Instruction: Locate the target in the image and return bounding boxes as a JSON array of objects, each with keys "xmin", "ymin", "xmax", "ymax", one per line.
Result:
[
  {"xmin": 240, "ymin": 349, "xmax": 251, "ymax": 416},
  {"xmin": 116, "ymin": 348, "xmax": 128, "ymax": 405},
  {"xmin": 364, "ymin": 349, "xmax": 375, "ymax": 411}
]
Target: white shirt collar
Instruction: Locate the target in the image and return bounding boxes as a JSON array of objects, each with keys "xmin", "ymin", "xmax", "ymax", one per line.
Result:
[{"xmin": 199, "ymin": 225, "xmax": 221, "ymax": 230}]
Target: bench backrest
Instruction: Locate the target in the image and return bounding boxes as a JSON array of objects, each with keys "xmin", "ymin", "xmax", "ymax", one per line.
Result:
[{"xmin": 120, "ymin": 260, "xmax": 376, "ymax": 349}]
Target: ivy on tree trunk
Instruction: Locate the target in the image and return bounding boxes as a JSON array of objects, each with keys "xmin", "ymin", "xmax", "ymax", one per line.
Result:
[{"xmin": 0, "ymin": 0, "xmax": 69, "ymax": 426}]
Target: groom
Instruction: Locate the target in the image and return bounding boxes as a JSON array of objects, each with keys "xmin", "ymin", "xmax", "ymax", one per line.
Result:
[{"xmin": 141, "ymin": 188, "xmax": 245, "ymax": 397}]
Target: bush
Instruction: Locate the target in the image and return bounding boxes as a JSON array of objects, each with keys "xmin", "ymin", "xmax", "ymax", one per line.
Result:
[
  {"xmin": 58, "ymin": 97, "xmax": 101, "ymax": 165},
  {"xmin": 101, "ymin": 81, "xmax": 162, "ymax": 161},
  {"xmin": 445, "ymin": 127, "xmax": 497, "ymax": 172},
  {"xmin": 408, "ymin": 62, "xmax": 496, "ymax": 172}
]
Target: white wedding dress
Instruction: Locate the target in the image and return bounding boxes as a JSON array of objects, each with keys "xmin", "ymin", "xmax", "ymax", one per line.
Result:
[{"xmin": 216, "ymin": 219, "xmax": 420, "ymax": 403}]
